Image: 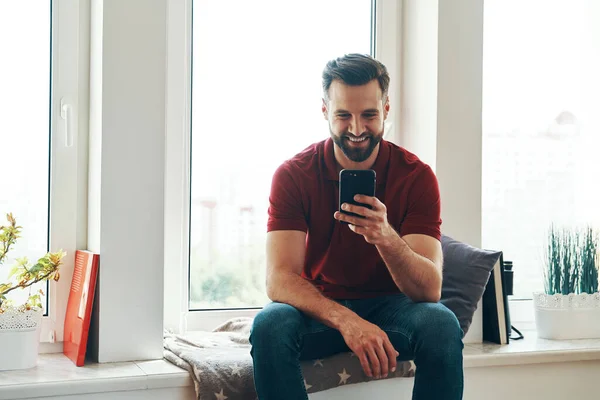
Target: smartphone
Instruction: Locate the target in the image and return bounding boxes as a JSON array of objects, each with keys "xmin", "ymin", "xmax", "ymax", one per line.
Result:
[{"xmin": 338, "ymin": 169, "xmax": 376, "ymax": 223}]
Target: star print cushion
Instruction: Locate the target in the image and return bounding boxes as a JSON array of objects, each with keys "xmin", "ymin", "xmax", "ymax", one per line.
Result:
[
  {"xmin": 301, "ymin": 352, "xmax": 414, "ymax": 395},
  {"xmin": 164, "ymin": 317, "xmax": 415, "ymax": 399}
]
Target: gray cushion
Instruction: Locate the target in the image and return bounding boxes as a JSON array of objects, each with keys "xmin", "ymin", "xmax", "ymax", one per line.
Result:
[{"xmin": 440, "ymin": 234, "xmax": 502, "ymax": 336}]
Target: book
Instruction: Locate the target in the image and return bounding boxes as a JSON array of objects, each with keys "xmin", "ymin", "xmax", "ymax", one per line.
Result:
[
  {"xmin": 482, "ymin": 252, "xmax": 510, "ymax": 344},
  {"xmin": 63, "ymin": 250, "xmax": 100, "ymax": 366}
]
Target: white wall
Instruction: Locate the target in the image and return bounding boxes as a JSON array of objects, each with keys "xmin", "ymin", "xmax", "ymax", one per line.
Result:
[
  {"xmin": 435, "ymin": 0, "xmax": 484, "ymax": 249},
  {"xmin": 400, "ymin": 0, "xmax": 439, "ymax": 169},
  {"xmin": 88, "ymin": 0, "xmax": 167, "ymax": 363},
  {"xmin": 401, "ymin": 0, "xmax": 484, "ymax": 247},
  {"xmin": 436, "ymin": 0, "xmax": 485, "ymax": 344},
  {"xmin": 163, "ymin": 0, "xmax": 191, "ymax": 335},
  {"xmin": 400, "ymin": 0, "xmax": 485, "ymax": 343},
  {"xmin": 311, "ymin": 360, "xmax": 600, "ymax": 400}
]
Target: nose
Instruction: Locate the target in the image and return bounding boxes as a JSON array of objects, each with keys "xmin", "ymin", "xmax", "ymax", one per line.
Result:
[{"xmin": 348, "ymin": 116, "xmax": 366, "ymax": 136}]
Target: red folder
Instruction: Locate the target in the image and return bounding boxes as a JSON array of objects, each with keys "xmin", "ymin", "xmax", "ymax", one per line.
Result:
[{"xmin": 63, "ymin": 250, "xmax": 99, "ymax": 366}]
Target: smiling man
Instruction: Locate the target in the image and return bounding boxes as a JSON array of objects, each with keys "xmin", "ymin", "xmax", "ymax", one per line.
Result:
[{"xmin": 249, "ymin": 54, "xmax": 464, "ymax": 400}]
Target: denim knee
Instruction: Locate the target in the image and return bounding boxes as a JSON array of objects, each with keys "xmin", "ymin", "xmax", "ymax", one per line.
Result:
[
  {"xmin": 250, "ymin": 302, "xmax": 304, "ymax": 351},
  {"xmin": 414, "ymin": 303, "xmax": 463, "ymax": 361}
]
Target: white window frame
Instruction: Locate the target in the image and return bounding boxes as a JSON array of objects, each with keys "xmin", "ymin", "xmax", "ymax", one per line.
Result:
[
  {"xmin": 163, "ymin": 0, "xmax": 403, "ymax": 333},
  {"xmin": 39, "ymin": 0, "xmax": 90, "ymax": 353}
]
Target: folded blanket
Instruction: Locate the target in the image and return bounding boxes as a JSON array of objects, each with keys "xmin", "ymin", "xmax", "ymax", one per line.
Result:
[{"xmin": 164, "ymin": 317, "xmax": 415, "ymax": 400}]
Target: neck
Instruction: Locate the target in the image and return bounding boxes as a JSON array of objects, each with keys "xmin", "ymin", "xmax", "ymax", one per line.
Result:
[{"xmin": 333, "ymin": 142, "xmax": 380, "ymax": 172}]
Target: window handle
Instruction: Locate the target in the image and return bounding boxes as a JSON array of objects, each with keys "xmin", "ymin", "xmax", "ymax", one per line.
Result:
[{"xmin": 60, "ymin": 98, "xmax": 74, "ymax": 147}]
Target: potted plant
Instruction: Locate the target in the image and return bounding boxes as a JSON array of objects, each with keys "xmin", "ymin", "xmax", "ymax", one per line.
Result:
[
  {"xmin": 0, "ymin": 213, "xmax": 65, "ymax": 371},
  {"xmin": 533, "ymin": 224, "xmax": 600, "ymax": 339}
]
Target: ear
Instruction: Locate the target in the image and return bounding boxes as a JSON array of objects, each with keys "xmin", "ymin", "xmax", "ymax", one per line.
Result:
[
  {"xmin": 322, "ymin": 98, "xmax": 329, "ymax": 120},
  {"xmin": 383, "ymin": 96, "xmax": 390, "ymax": 119}
]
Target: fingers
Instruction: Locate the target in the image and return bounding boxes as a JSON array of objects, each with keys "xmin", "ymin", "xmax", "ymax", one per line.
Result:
[
  {"xmin": 374, "ymin": 344, "xmax": 389, "ymax": 378},
  {"xmin": 366, "ymin": 347, "xmax": 382, "ymax": 379},
  {"xmin": 340, "ymin": 203, "xmax": 377, "ymax": 218},
  {"xmin": 353, "ymin": 195, "xmax": 385, "ymax": 211},
  {"xmin": 356, "ymin": 350, "xmax": 373, "ymax": 378},
  {"xmin": 333, "ymin": 211, "xmax": 370, "ymax": 227},
  {"xmin": 383, "ymin": 339, "xmax": 399, "ymax": 374}
]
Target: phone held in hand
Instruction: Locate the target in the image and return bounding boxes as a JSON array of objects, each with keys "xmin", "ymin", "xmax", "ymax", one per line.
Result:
[{"xmin": 338, "ymin": 169, "xmax": 376, "ymax": 224}]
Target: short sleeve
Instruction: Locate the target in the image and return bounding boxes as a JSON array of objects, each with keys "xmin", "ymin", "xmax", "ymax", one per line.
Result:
[
  {"xmin": 267, "ymin": 163, "xmax": 308, "ymax": 233},
  {"xmin": 399, "ymin": 165, "xmax": 442, "ymax": 240}
]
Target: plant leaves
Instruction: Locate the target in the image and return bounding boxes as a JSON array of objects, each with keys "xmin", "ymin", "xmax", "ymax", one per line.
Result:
[{"xmin": 7, "ymin": 265, "xmax": 20, "ymax": 280}]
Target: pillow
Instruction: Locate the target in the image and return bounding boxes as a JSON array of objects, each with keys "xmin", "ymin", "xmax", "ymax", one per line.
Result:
[{"xmin": 439, "ymin": 234, "xmax": 502, "ymax": 336}]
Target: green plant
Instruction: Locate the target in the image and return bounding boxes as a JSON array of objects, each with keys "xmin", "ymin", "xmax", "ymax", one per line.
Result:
[
  {"xmin": 0, "ymin": 213, "xmax": 66, "ymax": 313},
  {"xmin": 543, "ymin": 224, "xmax": 600, "ymax": 295}
]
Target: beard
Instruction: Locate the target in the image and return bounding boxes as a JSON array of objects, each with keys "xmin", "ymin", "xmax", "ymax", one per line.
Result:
[{"xmin": 330, "ymin": 127, "xmax": 383, "ymax": 163}]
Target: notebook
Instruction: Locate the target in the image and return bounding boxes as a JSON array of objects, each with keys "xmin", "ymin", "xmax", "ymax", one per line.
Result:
[
  {"xmin": 63, "ymin": 250, "xmax": 100, "ymax": 366},
  {"xmin": 482, "ymin": 252, "xmax": 510, "ymax": 344}
]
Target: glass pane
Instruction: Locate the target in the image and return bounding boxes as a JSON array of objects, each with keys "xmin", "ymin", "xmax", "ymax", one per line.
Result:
[
  {"xmin": 482, "ymin": 0, "xmax": 600, "ymax": 298},
  {"xmin": 190, "ymin": 0, "xmax": 372, "ymax": 309},
  {"xmin": 0, "ymin": 2, "xmax": 51, "ymax": 310}
]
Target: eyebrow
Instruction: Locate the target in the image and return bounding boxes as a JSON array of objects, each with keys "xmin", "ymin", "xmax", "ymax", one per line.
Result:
[{"xmin": 334, "ymin": 109, "xmax": 380, "ymax": 115}]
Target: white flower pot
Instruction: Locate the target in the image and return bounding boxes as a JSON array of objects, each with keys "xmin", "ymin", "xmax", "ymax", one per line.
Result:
[
  {"xmin": 0, "ymin": 308, "xmax": 43, "ymax": 371},
  {"xmin": 533, "ymin": 292, "xmax": 600, "ymax": 340}
]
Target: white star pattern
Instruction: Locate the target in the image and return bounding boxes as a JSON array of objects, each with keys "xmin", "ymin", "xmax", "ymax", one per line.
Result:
[
  {"xmin": 313, "ymin": 359, "xmax": 324, "ymax": 367},
  {"xmin": 304, "ymin": 379, "xmax": 313, "ymax": 390},
  {"xmin": 338, "ymin": 368, "xmax": 351, "ymax": 385},
  {"xmin": 215, "ymin": 389, "xmax": 228, "ymax": 400},
  {"xmin": 230, "ymin": 363, "xmax": 242, "ymax": 377}
]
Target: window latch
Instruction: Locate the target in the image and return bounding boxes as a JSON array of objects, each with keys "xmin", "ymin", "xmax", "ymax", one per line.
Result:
[{"xmin": 60, "ymin": 98, "xmax": 74, "ymax": 147}]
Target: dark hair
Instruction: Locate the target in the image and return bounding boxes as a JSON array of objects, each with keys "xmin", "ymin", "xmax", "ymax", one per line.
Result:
[{"xmin": 322, "ymin": 53, "xmax": 390, "ymax": 100}]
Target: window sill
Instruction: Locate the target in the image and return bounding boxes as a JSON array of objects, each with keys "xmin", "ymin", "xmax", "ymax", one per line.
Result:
[
  {"xmin": 0, "ymin": 354, "xmax": 192, "ymax": 400},
  {"xmin": 2, "ymin": 330, "xmax": 600, "ymax": 399},
  {"xmin": 464, "ymin": 329, "xmax": 600, "ymax": 368}
]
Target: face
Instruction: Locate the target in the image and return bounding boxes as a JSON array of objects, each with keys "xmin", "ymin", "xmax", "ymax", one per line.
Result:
[{"xmin": 323, "ymin": 79, "xmax": 389, "ymax": 163}]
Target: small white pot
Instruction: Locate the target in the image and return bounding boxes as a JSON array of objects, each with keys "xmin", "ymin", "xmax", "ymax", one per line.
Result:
[
  {"xmin": 0, "ymin": 308, "xmax": 43, "ymax": 371},
  {"xmin": 533, "ymin": 292, "xmax": 600, "ymax": 340}
]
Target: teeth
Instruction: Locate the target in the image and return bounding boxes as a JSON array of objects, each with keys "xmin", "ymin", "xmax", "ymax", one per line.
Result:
[{"xmin": 348, "ymin": 136, "xmax": 367, "ymax": 142}]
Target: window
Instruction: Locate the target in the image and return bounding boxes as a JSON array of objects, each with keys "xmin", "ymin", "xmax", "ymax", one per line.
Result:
[
  {"xmin": 482, "ymin": 0, "xmax": 600, "ymax": 300},
  {"xmin": 0, "ymin": 1, "xmax": 88, "ymax": 346},
  {"xmin": 0, "ymin": 2, "xmax": 51, "ymax": 311},
  {"xmin": 187, "ymin": 0, "xmax": 374, "ymax": 310}
]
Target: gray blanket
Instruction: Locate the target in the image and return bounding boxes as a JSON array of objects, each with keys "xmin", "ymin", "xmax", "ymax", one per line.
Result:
[{"xmin": 164, "ymin": 317, "xmax": 415, "ymax": 400}]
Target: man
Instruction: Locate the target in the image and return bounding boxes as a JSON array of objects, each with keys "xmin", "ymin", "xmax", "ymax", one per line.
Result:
[{"xmin": 249, "ymin": 54, "xmax": 463, "ymax": 400}]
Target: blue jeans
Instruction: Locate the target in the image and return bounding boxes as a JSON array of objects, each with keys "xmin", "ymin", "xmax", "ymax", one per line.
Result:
[{"xmin": 249, "ymin": 293, "xmax": 464, "ymax": 400}]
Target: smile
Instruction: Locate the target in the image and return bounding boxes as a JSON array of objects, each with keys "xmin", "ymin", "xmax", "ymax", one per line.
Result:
[{"xmin": 347, "ymin": 136, "xmax": 368, "ymax": 143}]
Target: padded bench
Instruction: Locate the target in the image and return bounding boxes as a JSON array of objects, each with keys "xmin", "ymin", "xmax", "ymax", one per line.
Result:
[
  {"xmin": 165, "ymin": 235, "xmax": 502, "ymax": 399},
  {"xmin": 164, "ymin": 317, "xmax": 415, "ymax": 399}
]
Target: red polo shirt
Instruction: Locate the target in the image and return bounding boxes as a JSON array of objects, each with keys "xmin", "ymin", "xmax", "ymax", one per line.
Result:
[{"xmin": 267, "ymin": 138, "xmax": 442, "ymax": 299}]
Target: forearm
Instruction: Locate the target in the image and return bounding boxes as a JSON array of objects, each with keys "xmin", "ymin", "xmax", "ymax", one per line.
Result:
[
  {"xmin": 267, "ymin": 271, "xmax": 357, "ymax": 330},
  {"xmin": 377, "ymin": 231, "xmax": 442, "ymax": 302}
]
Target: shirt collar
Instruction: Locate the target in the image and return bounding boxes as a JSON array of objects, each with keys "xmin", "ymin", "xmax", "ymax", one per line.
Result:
[{"xmin": 323, "ymin": 137, "xmax": 390, "ymax": 185}]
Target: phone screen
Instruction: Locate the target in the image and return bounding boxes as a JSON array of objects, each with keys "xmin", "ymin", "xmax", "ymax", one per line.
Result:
[{"xmin": 338, "ymin": 169, "xmax": 376, "ymax": 223}]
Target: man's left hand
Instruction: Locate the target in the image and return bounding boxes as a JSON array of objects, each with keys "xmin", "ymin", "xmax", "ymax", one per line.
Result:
[{"xmin": 334, "ymin": 195, "xmax": 395, "ymax": 245}]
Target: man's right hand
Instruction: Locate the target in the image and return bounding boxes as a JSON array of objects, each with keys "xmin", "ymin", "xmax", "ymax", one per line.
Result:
[{"xmin": 338, "ymin": 315, "xmax": 399, "ymax": 379}]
